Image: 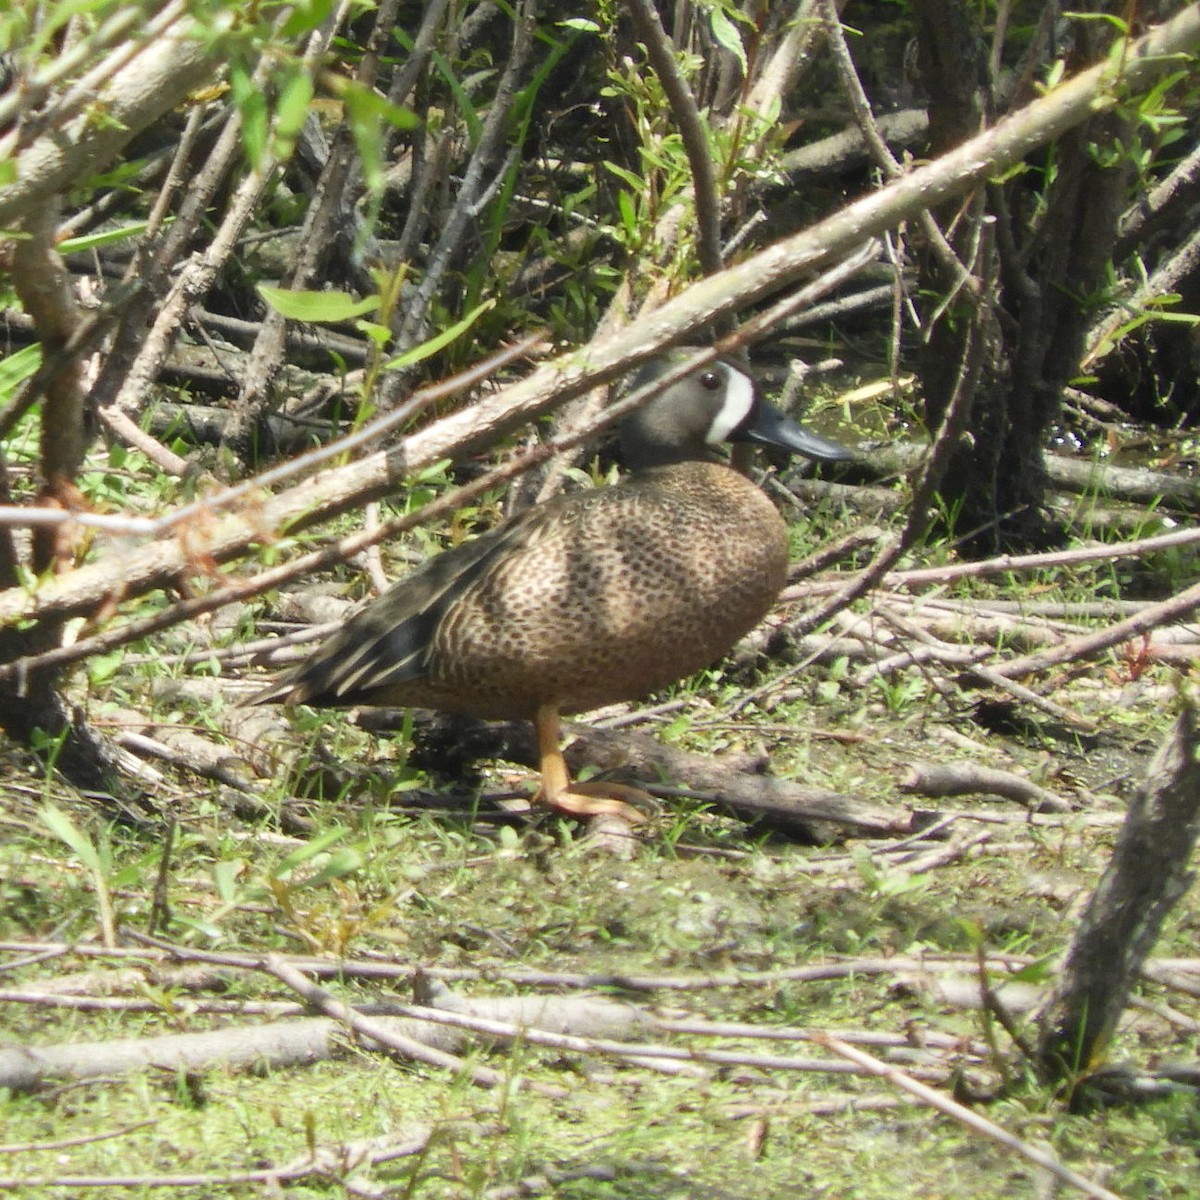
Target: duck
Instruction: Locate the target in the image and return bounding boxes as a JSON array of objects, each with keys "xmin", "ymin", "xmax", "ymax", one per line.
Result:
[{"xmin": 251, "ymin": 351, "xmax": 850, "ymax": 822}]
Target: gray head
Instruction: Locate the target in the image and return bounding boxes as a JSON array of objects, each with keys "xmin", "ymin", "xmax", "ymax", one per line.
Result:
[{"xmin": 619, "ymin": 353, "xmax": 852, "ymax": 471}]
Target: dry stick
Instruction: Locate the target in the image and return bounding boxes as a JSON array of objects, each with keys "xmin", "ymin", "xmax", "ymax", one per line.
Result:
[
  {"xmin": 0, "ymin": 989, "xmax": 303, "ymax": 1017},
  {"xmin": 0, "ymin": 978, "xmax": 975, "ymax": 1059},
  {"xmin": 54, "ymin": 119, "xmax": 205, "ymax": 242},
  {"xmin": 0, "ymin": 0, "xmax": 191, "ymax": 156},
  {"xmin": 261, "ymin": 953, "xmax": 549, "ymax": 1095},
  {"xmin": 141, "ymin": 102, "xmax": 208, "ymax": 241},
  {"xmin": 0, "ymin": 1121, "xmax": 155, "ymax": 1155},
  {"xmin": 1127, "ymin": 994, "xmax": 1200, "ymax": 1035},
  {"xmin": 11, "ymin": 205, "xmax": 85, "ymax": 531},
  {"xmin": 862, "ymin": 602, "xmax": 983, "ymax": 697},
  {"xmin": 0, "ymin": 4, "xmax": 153, "ymax": 137},
  {"xmin": 0, "ymin": 280, "xmax": 137, "ymax": 448},
  {"xmin": 236, "ymin": 0, "xmax": 372, "ymax": 420},
  {"xmin": 88, "ymin": 47, "xmax": 282, "ymax": 423},
  {"xmin": 963, "ymin": 662, "xmax": 1098, "ymax": 731},
  {"xmin": 814, "ymin": 1034, "xmax": 1125, "ymax": 1200},
  {"xmin": 159, "ymin": 336, "xmax": 545, "ymax": 537},
  {"xmin": 387, "ymin": 0, "xmax": 450, "ymax": 106},
  {"xmin": 744, "ymin": 1, "xmax": 826, "ymax": 115},
  {"xmin": 993, "ymin": 577, "xmax": 1200, "ymax": 680},
  {"xmin": 1090, "ymin": 233, "xmax": 1200, "ymax": 372},
  {"xmin": 903, "ymin": 591, "xmax": 1127, "ymax": 638},
  {"xmin": 0, "ymin": 947, "xmax": 70, "ymax": 974},
  {"xmin": 121, "ymin": 622, "xmax": 337, "ymax": 669},
  {"xmin": 0, "ymin": 16, "xmax": 217, "ymax": 225},
  {"xmin": 91, "ymin": 156, "xmax": 271, "ymax": 430},
  {"xmin": 390, "ymin": 0, "xmax": 535, "ymax": 360},
  {"xmin": 149, "ymin": 96, "xmax": 253, "ymax": 276},
  {"xmin": 372, "ymin": 1002, "xmax": 950, "ymax": 1081},
  {"xmin": 901, "ymin": 529, "xmax": 1200, "ymax": 590},
  {"xmin": 780, "ymin": 284, "xmax": 990, "ymax": 649},
  {"xmin": 1035, "ymin": 700, "xmax": 1200, "ymax": 1080},
  {"xmin": 776, "ymin": 526, "xmax": 1200, "ymax": 605},
  {"xmin": 901, "ymin": 761, "xmax": 1067, "ymax": 813},
  {"xmin": 0, "ymin": 1129, "xmax": 434, "ymax": 1192},
  {"xmin": 0, "ymin": 507, "xmax": 157, "ymax": 536},
  {"xmin": 12, "ymin": 937, "xmax": 1200, "ymax": 997},
  {"xmin": 628, "ymin": 0, "xmax": 723, "ymax": 277},
  {"xmin": 1115, "ymin": 133, "xmax": 1200, "ymax": 251},
  {"xmin": 775, "ymin": 529, "xmax": 1200, "ymax": 697},
  {"xmin": 120, "ymin": 932, "xmax": 1038, "ymax": 993},
  {"xmin": 0, "ymin": 983, "xmax": 982, "ymax": 1063},
  {"xmin": 133, "ymin": 165, "xmax": 274, "ymax": 391},
  {"xmin": 96, "ymin": 408, "xmax": 192, "ymax": 478},
  {"xmin": 655, "ymin": 1017, "xmax": 973, "ymax": 1053},
  {"xmin": 819, "ymin": 0, "xmax": 979, "ymax": 297}
]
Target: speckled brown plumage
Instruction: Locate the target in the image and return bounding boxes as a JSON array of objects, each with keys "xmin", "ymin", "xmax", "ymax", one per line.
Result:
[{"xmin": 288, "ymin": 461, "xmax": 788, "ymax": 719}]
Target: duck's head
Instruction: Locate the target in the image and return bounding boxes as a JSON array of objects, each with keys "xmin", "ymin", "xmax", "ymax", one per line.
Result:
[{"xmin": 619, "ymin": 352, "xmax": 852, "ymax": 470}]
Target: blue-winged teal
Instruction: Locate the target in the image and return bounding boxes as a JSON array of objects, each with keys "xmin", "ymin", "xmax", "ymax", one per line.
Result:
[{"xmin": 252, "ymin": 352, "xmax": 850, "ymax": 820}]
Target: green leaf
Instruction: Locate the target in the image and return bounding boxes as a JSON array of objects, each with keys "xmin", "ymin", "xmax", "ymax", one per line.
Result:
[
  {"xmin": 213, "ymin": 859, "xmax": 244, "ymax": 904},
  {"xmin": 281, "ymin": 0, "xmax": 337, "ymax": 38},
  {"xmin": 258, "ymin": 284, "xmax": 380, "ymax": 323},
  {"xmin": 603, "ymin": 160, "xmax": 643, "ymax": 191},
  {"xmin": 1008, "ymin": 957, "xmax": 1056, "ymax": 985},
  {"xmin": 273, "ymin": 826, "xmax": 348, "ymax": 876},
  {"xmin": 709, "ymin": 8, "xmax": 747, "ymax": 74},
  {"xmin": 59, "ymin": 220, "xmax": 153, "ymax": 255},
  {"xmin": 430, "ymin": 51, "xmax": 483, "ymax": 144},
  {"xmin": 0, "ymin": 343, "xmax": 42, "ymax": 401},
  {"xmin": 272, "ymin": 69, "xmax": 314, "ymax": 161},
  {"xmin": 86, "ymin": 650, "xmax": 124, "ymax": 685},
  {"xmin": 356, "ymin": 319, "xmax": 392, "ymax": 346},
  {"xmin": 337, "ymin": 79, "xmax": 419, "ymax": 133},
  {"xmin": 40, "ymin": 803, "xmax": 103, "ymax": 875},
  {"xmin": 383, "ymin": 299, "xmax": 495, "ymax": 369},
  {"xmin": 334, "ymin": 77, "xmax": 419, "ymax": 196},
  {"xmin": 617, "ymin": 189, "xmax": 638, "ymax": 239},
  {"xmin": 559, "ymin": 18, "xmax": 600, "ymax": 32},
  {"xmin": 170, "ymin": 914, "xmax": 226, "ymax": 939},
  {"xmin": 301, "ymin": 846, "xmax": 366, "ymax": 888},
  {"xmin": 230, "ymin": 63, "xmax": 268, "ymax": 169}
]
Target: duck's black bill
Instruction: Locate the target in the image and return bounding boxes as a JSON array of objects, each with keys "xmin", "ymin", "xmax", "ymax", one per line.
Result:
[{"xmin": 738, "ymin": 399, "xmax": 854, "ymax": 463}]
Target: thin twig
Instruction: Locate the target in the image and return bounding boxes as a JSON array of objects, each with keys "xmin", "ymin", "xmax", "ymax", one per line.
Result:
[
  {"xmin": 628, "ymin": 0, "xmax": 723, "ymax": 276},
  {"xmin": 0, "ymin": 1121, "xmax": 155, "ymax": 1155},
  {"xmin": 814, "ymin": 1034, "xmax": 1125, "ymax": 1200},
  {"xmin": 261, "ymin": 953, "xmax": 532, "ymax": 1093}
]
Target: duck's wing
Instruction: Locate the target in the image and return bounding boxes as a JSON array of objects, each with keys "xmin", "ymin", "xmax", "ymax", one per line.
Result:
[{"xmin": 249, "ymin": 501, "xmax": 559, "ymax": 707}]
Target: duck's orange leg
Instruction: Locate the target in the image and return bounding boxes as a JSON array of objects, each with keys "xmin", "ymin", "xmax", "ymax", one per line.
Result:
[{"xmin": 533, "ymin": 703, "xmax": 657, "ymax": 824}]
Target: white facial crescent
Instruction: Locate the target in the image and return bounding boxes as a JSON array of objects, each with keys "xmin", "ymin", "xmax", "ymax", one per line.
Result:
[{"xmin": 704, "ymin": 364, "xmax": 755, "ymax": 445}]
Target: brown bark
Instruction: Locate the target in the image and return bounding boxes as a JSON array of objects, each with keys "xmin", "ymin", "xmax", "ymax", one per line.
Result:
[
  {"xmin": 1034, "ymin": 700, "xmax": 1200, "ymax": 1088},
  {"xmin": 913, "ymin": 2, "xmax": 1138, "ymax": 552},
  {"xmin": 10, "ymin": 204, "xmax": 89, "ymax": 574}
]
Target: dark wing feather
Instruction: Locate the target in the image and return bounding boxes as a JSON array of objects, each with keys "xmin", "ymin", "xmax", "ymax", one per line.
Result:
[{"xmin": 249, "ymin": 501, "xmax": 558, "ymax": 707}]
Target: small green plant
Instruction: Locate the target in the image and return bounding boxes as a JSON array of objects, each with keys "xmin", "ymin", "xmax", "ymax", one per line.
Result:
[
  {"xmin": 38, "ymin": 802, "xmax": 117, "ymax": 944},
  {"xmin": 852, "ymin": 846, "xmax": 931, "ymax": 900},
  {"xmin": 871, "ymin": 672, "xmax": 927, "ymax": 715}
]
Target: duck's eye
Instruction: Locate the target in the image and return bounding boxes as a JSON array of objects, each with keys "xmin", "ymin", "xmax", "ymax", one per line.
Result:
[{"xmin": 699, "ymin": 370, "xmax": 722, "ymax": 391}]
